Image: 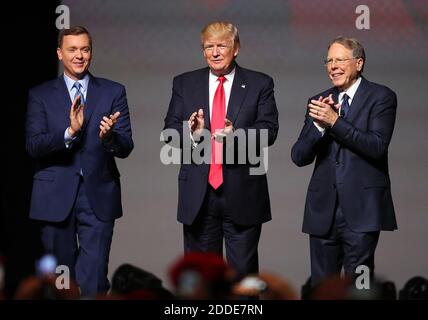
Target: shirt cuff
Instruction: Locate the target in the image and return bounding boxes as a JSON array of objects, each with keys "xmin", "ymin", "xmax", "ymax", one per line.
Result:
[
  {"xmin": 313, "ymin": 121, "xmax": 326, "ymax": 137},
  {"xmin": 64, "ymin": 127, "xmax": 77, "ymax": 148},
  {"xmin": 190, "ymin": 133, "xmax": 198, "ymax": 149}
]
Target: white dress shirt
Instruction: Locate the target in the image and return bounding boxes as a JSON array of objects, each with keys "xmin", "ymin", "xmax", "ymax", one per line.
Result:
[
  {"xmin": 208, "ymin": 68, "xmax": 235, "ymax": 119},
  {"xmin": 190, "ymin": 68, "xmax": 236, "ymax": 147}
]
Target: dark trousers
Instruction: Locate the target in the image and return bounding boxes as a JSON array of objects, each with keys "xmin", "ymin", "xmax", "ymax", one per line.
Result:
[
  {"xmin": 309, "ymin": 199, "xmax": 380, "ymax": 287},
  {"xmin": 184, "ymin": 186, "xmax": 261, "ymax": 276},
  {"xmin": 41, "ymin": 178, "xmax": 114, "ymax": 297}
]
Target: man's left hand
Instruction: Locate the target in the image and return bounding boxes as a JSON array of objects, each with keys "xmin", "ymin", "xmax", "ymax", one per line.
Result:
[
  {"xmin": 213, "ymin": 118, "xmax": 234, "ymax": 141},
  {"xmin": 99, "ymin": 111, "xmax": 121, "ymax": 140},
  {"xmin": 308, "ymin": 94, "xmax": 340, "ymax": 128}
]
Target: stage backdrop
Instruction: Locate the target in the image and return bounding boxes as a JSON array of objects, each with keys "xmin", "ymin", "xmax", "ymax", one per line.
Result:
[{"xmin": 60, "ymin": 0, "xmax": 427, "ymax": 291}]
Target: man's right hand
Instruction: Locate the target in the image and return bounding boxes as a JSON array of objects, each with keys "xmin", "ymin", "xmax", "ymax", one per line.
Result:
[
  {"xmin": 68, "ymin": 96, "xmax": 85, "ymax": 137},
  {"xmin": 188, "ymin": 108, "xmax": 205, "ymax": 139},
  {"xmin": 309, "ymin": 94, "xmax": 339, "ymax": 128}
]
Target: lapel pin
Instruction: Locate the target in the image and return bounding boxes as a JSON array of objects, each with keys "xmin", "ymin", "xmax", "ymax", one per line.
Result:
[{"xmin": 241, "ymin": 84, "xmax": 246, "ymax": 88}]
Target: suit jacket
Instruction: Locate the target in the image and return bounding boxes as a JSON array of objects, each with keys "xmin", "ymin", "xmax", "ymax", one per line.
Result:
[
  {"xmin": 291, "ymin": 77, "xmax": 397, "ymax": 235},
  {"xmin": 26, "ymin": 74, "xmax": 133, "ymax": 222},
  {"xmin": 164, "ymin": 65, "xmax": 279, "ymax": 226}
]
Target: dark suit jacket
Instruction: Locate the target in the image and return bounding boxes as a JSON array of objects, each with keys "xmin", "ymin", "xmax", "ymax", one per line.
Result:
[
  {"xmin": 291, "ymin": 77, "xmax": 397, "ymax": 235},
  {"xmin": 26, "ymin": 74, "xmax": 133, "ymax": 222},
  {"xmin": 164, "ymin": 65, "xmax": 279, "ymax": 226}
]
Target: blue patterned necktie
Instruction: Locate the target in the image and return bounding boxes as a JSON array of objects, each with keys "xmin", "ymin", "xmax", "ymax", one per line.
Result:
[
  {"xmin": 341, "ymin": 93, "xmax": 350, "ymax": 118},
  {"xmin": 73, "ymin": 81, "xmax": 85, "ymax": 105}
]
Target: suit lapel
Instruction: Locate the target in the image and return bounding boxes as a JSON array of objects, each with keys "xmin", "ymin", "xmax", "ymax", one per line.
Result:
[
  {"xmin": 347, "ymin": 77, "xmax": 370, "ymax": 123},
  {"xmin": 53, "ymin": 73, "xmax": 101, "ymax": 126},
  {"xmin": 197, "ymin": 68, "xmax": 210, "ymax": 130},
  {"xmin": 226, "ymin": 65, "xmax": 248, "ymax": 123},
  {"xmin": 329, "ymin": 87, "xmax": 341, "ymax": 155},
  {"xmin": 84, "ymin": 73, "xmax": 101, "ymax": 125},
  {"xmin": 53, "ymin": 75, "xmax": 73, "ymax": 118},
  {"xmin": 332, "ymin": 78, "xmax": 370, "ymax": 158},
  {"xmin": 332, "ymin": 87, "xmax": 339, "ymax": 107}
]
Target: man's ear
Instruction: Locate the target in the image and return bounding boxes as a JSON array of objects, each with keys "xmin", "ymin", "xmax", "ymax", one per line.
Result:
[
  {"xmin": 57, "ymin": 48, "xmax": 63, "ymax": 61},
  {"xmin": 233, "ymin": 47, "xmax": 239, "ymax": 57},
  {"xmin": 357, "ymin": 58, "xmax": 364, "ymax": 72}
]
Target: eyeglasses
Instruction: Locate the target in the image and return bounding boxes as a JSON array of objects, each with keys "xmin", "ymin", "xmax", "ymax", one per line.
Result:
[{"xmin": 324, "ymin": 57, "xmax": 357, "ymax": 66}]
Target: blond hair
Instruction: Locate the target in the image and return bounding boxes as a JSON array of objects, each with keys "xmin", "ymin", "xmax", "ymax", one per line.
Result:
[{"xmin": 200, "ymin": 21, "xmax": 240, "ymax": 49}]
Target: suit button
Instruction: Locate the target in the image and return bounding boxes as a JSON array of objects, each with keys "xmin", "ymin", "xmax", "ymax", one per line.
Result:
[{"xmin": 335, "ymin": 161, "xmax": 340, "ymax": 166}]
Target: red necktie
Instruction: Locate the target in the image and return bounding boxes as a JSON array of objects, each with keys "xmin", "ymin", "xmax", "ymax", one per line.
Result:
[{"xmin": 208, "ymin": 76, "xmax": 226, "ymax": 189}]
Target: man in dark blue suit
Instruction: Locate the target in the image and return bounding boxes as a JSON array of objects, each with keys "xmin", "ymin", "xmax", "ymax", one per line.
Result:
[
  {"xmin": 26, "ymin": 26, "xmax": 133, "ymax": 296},
  {"xmin": 164, "ymin": 21, "xmax": 278, "ymax": 276},
  {"xmin": 292, "ymin": 37, "xmax": 397, "ymax": 287}
]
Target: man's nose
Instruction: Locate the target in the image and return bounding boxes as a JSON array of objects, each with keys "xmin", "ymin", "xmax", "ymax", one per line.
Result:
[
  {"xmin": 330, "ymin": 60, "xmax": 340, "ymax": 68},
  {"xmin": 212, "ymin": 46, "xmax": 220, "ymax": 56},
  {"xmin": 329, "ymin": 62, "xmax": 338, "ymax": 70}
]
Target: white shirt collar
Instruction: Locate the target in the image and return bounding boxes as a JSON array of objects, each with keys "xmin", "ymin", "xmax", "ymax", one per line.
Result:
[
  {"xmin": 339, "ymin": 76, "xmax": 361, "ymax": 102},
  {"xmin": 207, "ymin": 67, "xmax": 236, "ymax": 118},
  {"xmin": 209, "ymin": 67, "xmax": 236, "ymax": 83}
]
